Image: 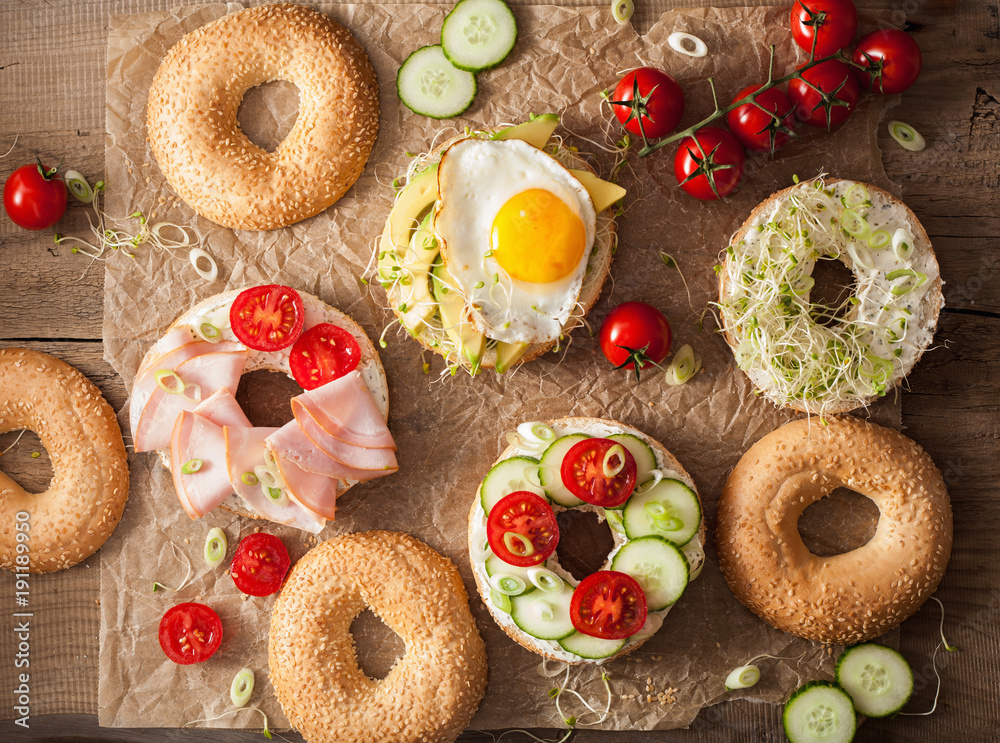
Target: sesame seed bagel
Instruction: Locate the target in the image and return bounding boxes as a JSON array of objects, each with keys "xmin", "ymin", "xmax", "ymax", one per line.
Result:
[
  {"xmin": 715, "ymin": 416, "xmax": 952, "ymax": 645},
  {"xmin": 269, "ymin": 531, "xmax": 487, "ymax": 743},
  {"xmin": 147, "ymin": 3, "xmax": 379, "ymax": 230},
  {"xmin": 0, "ymin": 349, "xmax": 129, "ymax": 573}
]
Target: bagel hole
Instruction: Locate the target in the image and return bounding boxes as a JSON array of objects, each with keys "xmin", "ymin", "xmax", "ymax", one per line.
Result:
[
  {"xmin": 0, "ymin": 430, "xmax": 53, "ymax": 494},
  {"xmin": 237, "ymin": 79, "xmax": 300, "ymax": 153},
  {"xmin": 809, "ymin": 258, "xmax": 857, "ymax": 326},
  {"xmin": 798, "ymin": 487, "xmax": 880, "ymax": 556},
  {"xmin": 235, "ymin": 370, "xmax": 304, "ymax": 428},
  {"xmin": 350, "ymin": 609, "xmax": 404, "ymax": 680},
  {"xmin": 555, "ymin": 509, "xmax": 615, "ymax": 582}
]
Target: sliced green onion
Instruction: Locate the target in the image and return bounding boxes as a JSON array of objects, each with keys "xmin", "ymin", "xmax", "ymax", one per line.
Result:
[
  {"xmin": 668, "ymin": 31, "xmax": 708, "ymax": 57},
  {"xmin": 516, "ymin": 421, "xmax": 555, "ymax": 447},
  {"xmin": 847, "ymin": 241, "xmax": 874, "ymax": 272},
  {"xmin": 230, "ymin": 667, "xmax": 255, "ymax": 708},
  {"xmin": 63, "ymin": 170, "xmax": 96, "ymax": 204},
  {"xmin": 644, "ymin": 501, "xmax": 668, "ymax": 519},
  {"xmin": 204, "ymin": 527, "xmax": 227, "ymax": 567},
  {"xmin": 612, "ymin": 0, "xmax": 633, "ymax": 24},
  {"xmin": 522, "ymin": 465, "xmax": 545, "ymax": 489},
  {"xmin": 843, "ymin": 183, "xmax": 870, "ymax": 210},
  {"xmin": 262, "ymin": 485, "xmax": 288, "ymax": 507},
  {"xmin": 892, "ymin": 228, "xmax": 915, "ymax": 261},
  {"xmin": 602, "ymin": 444, "xmax": 626, "ymax": 478},
  {"xmin": 532, "ymin": 599, "xmax": 555, "ymax": 622},
  {"xmin": 154, "ymin": 369, "xmax": 184, "ymax": 394},
  {"xmin": 191, "ymin": 316, "xmax": 222, "ymax": 343},
  {"xmin": 181, "ymin": 383, "xmax": 202, "ymax": 404},
  {"xmin": 665, "ymin": 344, "xmax": 701, "ymax": 386},
  {"xmin": 635, "ymin": 470, "xmax": 663, "ymax": 495},
  {"xmin": 490, "ymin": 588, "xmax": 512, "ymax": 613},
  {"xmin": 840, "ymin": 209, "xmax": 871, "ymax": 240},
  {"xmin": 725, "ymin": 664, "xmax": 761, "ymax": 690},
  {"xmin": 241, "ymin": 471, "xmax": 258, "ymax": 486},
  {"xmin": 682, "ymin": 538, "xmax": 706, "ymax": 580},
  {"xmin": 181, "ymin": 458, "xmax": 203, "ymax": 475},
  {"xmin": 528, "ymin": 422, "xmax": 555, "ymax": 442},
  {"xmin": 654, "ymin": 516, "xmax": 683, "ymax": 532},
  {"xmin": 868, "ymin": 230, "xmax": 891, "ymax": 250},
  {"xmin": 189, "ymin": 247, "xmax": 218, "ymax": 282},
  {"xmin": 490, "ymin": 573, "xmax": 528, "ymax": 596},
  {"xmin": 604, "ymin": 509, "xmax": 626, "ymax": 534},
  {"xmin": 888, "ymin": 120, "xmax": 926, "ymax": 152},
  {"xmin": 470, "ymin": 527, "xmax": 491, "ymax": 561},
  {"xmin": 886, "ymin": 268, "xmax": 917, "ymax": 282},
  {"xmin": 791, "ymin": 275, "xmax": 815, "ymax": 296},
  {"xmin": 503, "ymin": 531, "xmax": 535, "ymax": 558},
  {"xmin": 527, "ymin": 567, "xmax": 563, "ymax": 593},
  {"xmin": 254, "ymin": 464, "xmax": 278, "ymax": 489}
]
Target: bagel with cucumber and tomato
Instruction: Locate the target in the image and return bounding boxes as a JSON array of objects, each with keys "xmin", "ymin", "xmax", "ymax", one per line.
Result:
[
  {"xmin": 467, "ymin": 417, "xmax": 705, "ymax": 663},
  {"xmin": 374, "ymin": 114, "xmax": 626, "ymax": 376}
]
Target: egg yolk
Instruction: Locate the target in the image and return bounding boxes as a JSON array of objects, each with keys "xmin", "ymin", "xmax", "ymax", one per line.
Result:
[{"xmin": 490, "ymin": 189, "xmax": 586, "ymax": 284}]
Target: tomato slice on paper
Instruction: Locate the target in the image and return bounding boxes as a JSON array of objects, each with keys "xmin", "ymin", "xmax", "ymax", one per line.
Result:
[
  {"xmin": 229, "ymin": 284, "xmax": 305, "ymax": 352},
  {"xmin": 560, "ymin": 438, "xmax": 637, "ymax": 508},
  {"xmin": 230, "ymin": 532, "xmax": 292, "ymax": 597},
  {"xmin": 570, "ymin": 571, "xmax": 647, "ymax": 640},
  {"xmin": 158, "ymin": 602, "xmax": 223, "ymax": 665},
  {"xmin": 289, "ymin": 323, "xmax": 362, "ymax": 390},
  {"xmin": 486, "ymin": 491, "xmax": 559, "ymax": 568}
]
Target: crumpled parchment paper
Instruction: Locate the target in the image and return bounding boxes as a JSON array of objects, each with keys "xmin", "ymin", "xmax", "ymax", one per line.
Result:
[{"xmin": 99, "ymin": 2, "xmax": 902, "ymax": 732}]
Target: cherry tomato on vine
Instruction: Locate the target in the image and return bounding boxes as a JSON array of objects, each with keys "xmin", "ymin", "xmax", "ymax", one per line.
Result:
[
  {"xmin": 599, "ymin": 301, "xmax": 672, "ymax": 379},
  {"xmin": 229, "ymin": 284, "xmax": 305, "ymax": 352},
  {"xmin": 610, "ymin": 67, "xmax": 685, "ymax": 141},
  {"xmin": 673, "ymin": 127, "xmax": 745, "ymax": 200},
  {"xmin": 230, "ymin": 532, "xmax": 291, "ymax": 596},
  {"xmin": 486, "ymin": 491, "xmax": 559, "ymax": 568},
  {"xmin": 726, "ymin": 84, "xmax": 797, "ymax": 153},
  {"xmin": 158, "ymin": 602, "xmax": 223, "ymax": 664},
  {"xmin": 790, "ymin": 0, "xmax": 858, "ymax": 57},
  {"xmin": 3, "ymin": 162, "xmax": 67, "ymax": 230},
  {"xmin": 560, "ymin": 438, "xmax": 638, "ymax": 508},
  {"xmin": 570, "ymin": 571, "xmax": 647, "ymax": 640},
  {"xmin": 788, "ymin": 59, "xmax": 861, "ymax": 129},
  {"xmin": 851, "ymin": 29, "xmax": 922, "ymax": 95}
]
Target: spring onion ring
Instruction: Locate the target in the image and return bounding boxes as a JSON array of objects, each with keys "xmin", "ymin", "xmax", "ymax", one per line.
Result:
[
  {"xmin": 602, "ymin": 444, "xmax": 626, "ymax": 478},
  {"xmin": 491, "ymin": 588, "xmax": 512, "ymax": 613},
  {"xmin": 665, "ymin": 344, "xmax": 701, "ymax": 386},
  {"xmin": 612, "ymin": 0, "xmax": 634, "ymax": 25},
  {"xmin": 527, "ymin": 567, "xmax": 564, "ymax": 593},
  {"xmin": 847, "ymin": 241, "xmax": 874, "ymax": 273},
  {"xmin": 888, "ymin": 120, "xmax": 926, "ymax": 152},
  {"xmin": 604, "ymin": 508, "xmax": 626, "ymax": 534},
  {"xmin": 154, "ymin": 369, "xmax": 184, "ymax": 394},
  {"xmin": 644, "ymin": 501, "xmax": 668, "ymax": 519},
  {"xmin": 840, "ymin": 208, "xmax": 871, "ymax": 240},
  {"xmin": 181, "ymin": 458, "xmax": 203, "ymax": 475},
  {"xmin": 262, "ymin": 485, "xmax": 288, "ymax": 507},
  {"xmin": 668, "ymin": 31, "xmax": 708, "ymax": 58},
  {"xmin": 204, "ymin": 527, "xmax": 227, "ymax": 567},
  {"xmin": 892, "ymin": 228, "xmax": 915, "ymax": 261},
  {"xmin": 180, "ymin": 383, "xmax": 202, "ymax": 404},
  {"xmin": 192, "ymin": 316, "xmax": 222, "ymax": 343},
  {"xmin": 655, "ymin": 516, "xmax": 683, "ymax": 532},
  {"xmin": 189, "ymin": 247, "xmax": 219, "ymax": 282},
  {"xmin": 518, "ymin": 421, "xmax": 556, "ymax": 444},
  {"xmin": 532, "ymin": 599, "xmax": 555, "ymax": 622},
  {"xmin": 725, "ymin": 664, "xmax": 761, "ymax": 690},
  {"xmin": 241, "ymin": 471, "xmax": 258, "ymax": 486},
  {"xmin": 503, "ymin": 531, "xmax": 535, "ymax": 557},
  {"xmin": 470, "ymin": 527, "xmax": 491, "ymax": 561},
  {"xmin": 490, "ymin": 573, "xmax": 528, "ymax": 596},
  {"xmin": 254, "ymin": 465, "xmax": 278, "ymax": 489},
  {"xmin": 843, "ymin": 183, "xmax": 870, "ymax": 211},
  {"xmin": 868, "ymin": 229, "xmax": 891, "ymax": 250},
  {"xmin": 682, "ymin": 539, "xmax": 705, "ymax": 580},
  {"xmin": 231, "ymin": 667, "xmax": 255, "ymax": 708},
  {"xmin": 63, "ymin": 170, "xmax": 97, "ymax": 204}
]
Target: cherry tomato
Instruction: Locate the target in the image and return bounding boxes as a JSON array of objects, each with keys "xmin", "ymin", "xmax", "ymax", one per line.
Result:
[
  {"xmin": 726, "ymin": 84, "xmax": 797, "ymax": 153},
  {"xmin": 158, "ymin": 602, "xmax": 223, "ymax": 665},
  {"xmin": 487, "ymin": 491, "xmax": 559, "ymax": 568},
  {"xmin": 288, "ymin": 323, "xmax": 362, "ymax": 391},
  {"xmin": 561, "ymin": 438, "xmax": 637, "ymax": 508},
  {"xmin": 610, "ymin": 67, "xmax": 685, "ymax": 141},
  {"xmin": 852, "ymin": 29, "xmax": 922, "ymax": 95},
  {"xmin": 570, "ymin": 571, "xmax": 647, "ymax": 640},
  {"xmin": 673, "ymin": 127, "xmax": 745, "ymax": 201},
  {"xmin": 599, "ymin": 302, "xmax": 672, "ymax": 380},
  {"xmin": 229, "ymin": 284, "xmax": 305, "ymax": 352},
  {"xmin": 790, "ymin": 0, "xmax": 858, "ymax": 57},
  {"xmin": 788, "ymin": 60, "xmax": 861, "ymax": 129},
  {"xmin": 230, "ymin": 532, "xmax": 292, "ymax": 597},
  {"xmin": 3, "ymin": 162, "xmax": 67, "ymax": 230}
]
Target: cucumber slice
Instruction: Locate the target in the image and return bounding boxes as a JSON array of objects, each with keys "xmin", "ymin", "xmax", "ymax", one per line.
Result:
[
  {"xmin": 835, "ymin": 643, "xmax": 914, "ymax": 718},
  {"xmin": 539, "ymin": 434, "xmax": 590, "ymax": 507},
  {"xmin": 559, "ymin": 631, "xmax": 626, "ymax": 660},
  {"xmin": 485, "ymin": 554, "xmax": 535, "ymax": 596},
  {"xmin": 611, "ymin": 535, "xmax": 689, "ymax": 611},
  {"xmin": 783, "ymin": 681, "xmax": 856, "ymax": 743},
  {"xmin": 510, "ymin": 585, "xmax": 576, "ymax": 641},
  {"xmin": 623, "ymin": 478, "xmax": 701, "ymax": 546},
  {"xmin": 479, "ymin": 455, "xmax": 543, "ymax": 512},
  {"xmin": 608, "ymin": 433, "xmax": 657, "ymax": 479},
  {"xmin": 397, "ymin": 45, "xmax": 476, "ymax": 119},
  {"xmin": 441, "ymin": 0, "xmax": 518, "ymax": 73}
]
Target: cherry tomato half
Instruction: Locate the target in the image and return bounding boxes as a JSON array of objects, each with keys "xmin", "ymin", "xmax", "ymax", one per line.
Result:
[
  {"xmin": 570, "ymin": 571, "xmax": 647, "ymax": 640},
  {"xmin": 727, "ymin": 84, "xmax": 797, "ymax": 153},
  {"xmin": 790, "ymin": 0, "xmax": 858, "ymax": 58},
  {"xmin": 289, "ymin": 323, "xmax": 362, "ymax": 391},
  {"xmin": 599, "ymin": 302, "xmax": 672, "ymax": 380},
  {"xmin": 561, "ymin": 438, "xmax": 637, "ymax": 508},
  {"xmin": 486, "ymin": 491, "xmax": 559, "ymax": 568},
  {"xmin": 673, "ymin": 127, "xmax": 745, "ymax": 201},
  {"xmin": 610, "ymin": 67, "xmax": 685, "ymax": 141},
  {"xmin": 229, "ymin": 284, "xmax": 305, "ymax": 352},
  {"xmin": 788, "ymin": 60, "xmax": 861, "ymax": 129},
  {"xmin": 158, "ymin": 602, "xmax": 223, "ymax": 665},
  {"xmin": 852, "ymin": 29, "xmax": 922, "ymax": 95},
  {"xmin": 230, "ymin": 532, "xmax": 292, "ymax": 597},
  {"xmin": 3, "ymin": 162, "xmax": 67, "ymax": 230}
]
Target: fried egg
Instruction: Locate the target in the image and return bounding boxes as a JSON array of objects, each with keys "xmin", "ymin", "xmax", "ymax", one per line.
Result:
[{"xmin": 434, "ymin": 138, "xmax": 597, "ymax": 344}]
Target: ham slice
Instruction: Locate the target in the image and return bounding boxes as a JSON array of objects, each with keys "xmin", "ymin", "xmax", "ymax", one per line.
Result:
[
  {"xmin": 287, "ymin": 404, "xmax": 398, "ymax": 474},
  {"xmin": 223, "ymin": 426, "xmax": 326, "ymax": 534},
  {"xmin": 170, "ymin": 412, "xmax": 234, "ymax": 519},
  {"xmin": 193, "ymin": 388, "xmax": 251, "ymax": 429},
  {"xmin": 294, "ymin": 370, "xmax": 396, "ymax": 450},
  {"xmin": 271, "ymin": 450, "xmax": 340, "ymax": 520},
  {"xmin": 266, "ymin": 420, "xmax": 392, "ymax": 481}
]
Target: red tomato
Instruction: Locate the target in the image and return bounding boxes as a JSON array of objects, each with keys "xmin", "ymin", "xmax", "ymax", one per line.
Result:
[
  {"xmin": 790, "ymin": 0, "xmax": 858, "ymax": 57},
  {"xmin": 289, "ymin": 323, "xmax": 362, "ymax": 391},
  {"xmin": 158, "ymin": 602, "xmax": 223, "ymax": 665},
  {"xmin": 3, "ymin": 162, "xmax": 67, "ymax": 230},
  {"xmin": 852, "ymin": 29, "xmax": 922, "ymax": 95},
  {"xmin": 610, "ymin": 67, "xmax": 685, "ymax": 141},
  {"xmin": 570, "ymin": 571, "xmax": 647, "ymax": 640},
  {"xmin": 487, "ymin": 491, "xmax": 559, "ymax": 568},
  {"xmin": 673, "ymin": 127, "xmax": 745, "ymax": 201},
  {"xmin": 599, "ymin": 302, "xmax": 672, "ymax": 380},
  {"xmin": 560, "ymin": 438, "xmax": 637, "ymax": 508},
  {"xmin": 229, "ymin": 284, "xmax": 305, "ymax": 352},
  {"xmin": 726, "ymin": 84, "xmax": 797, "ymax": 153},
  {"xmin": 788, "ymin": 60, "xmax": 861, "ymax": 129},
  {"xmin": 230, "ymin": 532, "xmax": 292, "ymax": 597}
]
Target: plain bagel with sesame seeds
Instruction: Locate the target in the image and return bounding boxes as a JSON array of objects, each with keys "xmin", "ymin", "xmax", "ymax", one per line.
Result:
[
  {"xmin": 0, "ymin": 349, "xmax": 129, "ymax": 574},
  {"xmin": 147, "ymin": 3, "xmax": 379, "ymax": 230},
  {"xmin": 715, "ymin": 416, "xmax": 952, "ymax": 645},
  {"xmin": 269, "ymin": 531, "xmax": 487, "ymax": 743}
]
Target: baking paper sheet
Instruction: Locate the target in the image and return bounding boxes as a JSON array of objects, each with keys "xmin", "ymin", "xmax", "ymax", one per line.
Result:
[{"xmin": 99, "ymin": 2, "xmax": 901, "ymax": 731}]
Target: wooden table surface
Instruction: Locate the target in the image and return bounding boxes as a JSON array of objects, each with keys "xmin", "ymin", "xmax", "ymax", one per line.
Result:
[{"xmin": 1, "ymin": 0, "xmax": 997, "ymax": 741}]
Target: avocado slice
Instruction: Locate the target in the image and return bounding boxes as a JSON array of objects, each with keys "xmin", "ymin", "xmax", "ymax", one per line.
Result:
[
  {"xmin": 568, "ymin": 169, "xmax": 627, "ymax": 214},
  {"xmin": 491, "ymin": 113, "xmax": 560, "ymax": 149},
  {"xmin": 386, "ymin": 163, "xmax": 439, "ymax": 251},
  {"xmin": 494, "ymin": 341, "xmax": 530, "ymax": 374},
  {"xmin": 431, "ymin": 262, "xmax": 486, "ymax": 373},
  {"xmin": 392, "ymin": 212, "xmax": 440, "ymax": 334}
]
